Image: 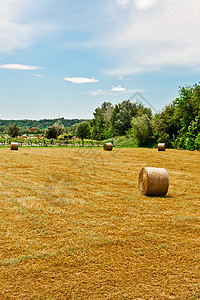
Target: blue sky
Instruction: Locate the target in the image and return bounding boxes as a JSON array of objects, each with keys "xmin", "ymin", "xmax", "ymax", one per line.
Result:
[{"xmin": 0, "ymin": 0, "xmax": 200, "ymax": 120}]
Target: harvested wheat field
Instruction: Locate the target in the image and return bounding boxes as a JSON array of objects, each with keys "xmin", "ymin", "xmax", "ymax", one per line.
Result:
[{"xmin": 0, "ymin": 147, "xmax": 199, "ymax": 299}]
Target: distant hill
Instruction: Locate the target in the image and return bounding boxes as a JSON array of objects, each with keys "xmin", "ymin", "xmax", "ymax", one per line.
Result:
[{"xmin": 0, "ymin": 118, "xmax": 88, "ymax": 129}]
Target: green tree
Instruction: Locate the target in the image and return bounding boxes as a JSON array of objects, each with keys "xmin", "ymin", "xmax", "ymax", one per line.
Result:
[
  {"xmin": 154, "ymin": 103, "xmax": 178, "ymax": 147},
  {"xmin": 182, "ymin": 115, "xmax": 200, "ymax": 150},
  {"xmin": 70, "ymin": 123, "xmax": 78, "ymax": 136},
  {"xmin": 76, "ymin": 121, "xmax": 91, "ymax": 144},
  {"xmin": 91, "ymin": 115, "xmax": 106, "ymax": 140},
  {"xmin": 194, "ymin": 132, "xmax": 200, "ymax": 150},
  {"xmin": 131, "ymin": 114, "xmax": 154, "ymax": 146},
  {"xmin": 174, "ymin": 84, "xmax": 200, "ymax": 131},
  {"xmin": 45, "ymin": 120, "xmax": 65, "ymax": 139},
  {"xmin": 7, "ymin": 124, "xmax": 21, "ymax": 138},
  {"xmin": 45, "ymin": 126, "xmax": 58, "ymax": 139},
  {"xmin": 93, "ymin": 101, "xmax": 113, "ymax": 123},
  {"xmin": 154, "ymin": 83, "xmax": 200, "ymax": 149},
  {"xmin": 110, "ymin": 100, "xmax": 149, "ymax": 136},
  {"xmin": 91, "ymin": 102, "xmax": 113, "ymax": 140},
  {"xmin": 53, "ymin": 120, "xmax": 65, "ymax": 136},
  {"xmin": 0, "ymin": 126, "xmax": 5, "ymax": 134}
]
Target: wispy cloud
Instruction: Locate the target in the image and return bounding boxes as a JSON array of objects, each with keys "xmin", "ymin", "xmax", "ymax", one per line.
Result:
[
  {"xmin": 116, "ymin": 0, "xmax": 130, "ymax": 8},
  {"xmin": 101, "ymin": 0, "xmax": 200, "ymax": 74},
  {"xmin": 117, "ymin": 0, "xmax": 160, "ymax": 10},
  {"xmin": 0, "ymin": 0, "xmax": 61, "ymax": 53},
  {"xmin": 32, "ymin": 73, "xmax": 44, "ymax": 78},
  {"xmin": 90, "ymin": 89, "xmax": 103, "ymax": 96},
  {"xmin": 0, "ymin": 64, "xmax": 41, "ymax": 70},
  {"xmin": 118, "ymin": 76, "xmax": 130, "ymax": 80},
  {"xmin": 91, "ymin": 86, "xmax": 145, "ymax": 96},
  {"xmin": 1, "ymin": 0, "xmax": 199, "ymax": 78},
  {"xmin": 64, "ymin": 77, "xmax": 99, "ymax": 84}
]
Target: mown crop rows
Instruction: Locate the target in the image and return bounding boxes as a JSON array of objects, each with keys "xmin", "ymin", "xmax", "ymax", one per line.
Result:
[{"xmin": 0, "ymin": 148, "xmax": 199, "ymax": 299}]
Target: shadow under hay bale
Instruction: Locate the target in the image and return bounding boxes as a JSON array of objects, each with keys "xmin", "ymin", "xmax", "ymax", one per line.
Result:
[
  {"xmin": 158, "ymin": 143, "xmax": 166, "ymax": 151},
  {"xmin": 103, "ymin": 143, "xmax": 113, "ymax": 151},
  {"xmin": 10, "ymin": 142, "xmax": 19, "ymax": 151},
  {"xmin": 138, "ymin": 167, "xmax": 169, "ymax": 196}
]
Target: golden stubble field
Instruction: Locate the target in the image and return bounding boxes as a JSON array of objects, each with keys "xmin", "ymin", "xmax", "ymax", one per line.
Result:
[{"xmin": 0, "ymin": 147, "xmax": 199, "ymax": 299}]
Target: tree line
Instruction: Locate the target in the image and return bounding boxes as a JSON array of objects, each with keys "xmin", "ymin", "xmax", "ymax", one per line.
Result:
[
  {"xmin": 0, "ymin": 118, "xmax": 86, "ymax": 131},
  {"xmin": 77, "ymin": 83, "xmax": 200, "ymax": 150},
  {"xmin": 2, "ymin": 83, "xmax": 200, "ymax": 150}
]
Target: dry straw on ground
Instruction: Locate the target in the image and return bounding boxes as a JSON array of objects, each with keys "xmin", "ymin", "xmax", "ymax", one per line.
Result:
[
  {"xmin": 0, "ymin": 147, "xmax": 199, "ymax": 299},
  {"xmin": 138, "ymin": 167, "xmax": 169, "ymax": 196},
  {"xmin": 103, "ymin": 143, "xmax": 113, "ymax": 151},
  {"xmin": 158, "ymin": 143, "xmax": 166, "ymax": 151},
  {"xmin": 10, "ymin": 142, "xmax": 18, "ymax": 150}
]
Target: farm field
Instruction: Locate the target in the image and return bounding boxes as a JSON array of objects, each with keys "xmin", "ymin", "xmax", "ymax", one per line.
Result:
[{"xmin": 0, "ymin": 147, "xmax": 199, "ymax": 299}]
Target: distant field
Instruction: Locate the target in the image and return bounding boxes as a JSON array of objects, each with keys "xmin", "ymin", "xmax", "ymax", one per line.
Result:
[{"xmin": 0, "ymin": 147, "xmax": 199, "ymax": 299}]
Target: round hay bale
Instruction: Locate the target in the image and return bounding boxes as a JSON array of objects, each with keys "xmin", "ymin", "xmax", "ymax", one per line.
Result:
[
  {"xmin": 103, "ymin": 143, "xmax": 113, "ymax": 151},
  {"xmin": 138, "ymin": 167, "xmax": 169, "ymax": 196},
  {"xmin": 158, "ymin": 143, "xmax": 166, "ymax": 151},
  {"xmin": 10, "ymin": 142, "xmax": 19, "ymax": 151}
]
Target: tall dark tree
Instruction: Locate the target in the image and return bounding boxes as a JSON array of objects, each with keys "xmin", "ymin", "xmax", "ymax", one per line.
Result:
[
  {"xmin": 7, "ymin": 124, "xmax": 21, "ymax": 137},
  {"xmin": 45, "ymin": 126, "xmax": 57, "ymax": 139},
  {"xmin": 0, "ymin": 126, "xmax": 5, "ymax": 133}
]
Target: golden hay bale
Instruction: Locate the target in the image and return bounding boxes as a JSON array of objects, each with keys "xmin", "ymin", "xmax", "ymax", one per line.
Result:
[
  {"xmin": 103, "ymin": 143, "xmax": 113, "ymax": 151},
  {"xmin": 10, "ymin": 142, "xmax": 19, "ymax": 151},
  {"xmin": 158, "ymin": 143, "xmax": 166, "ymax": 151},
  {"xmin": 138, "ymin": 167, "xmax": 169, "ymax": 196}
]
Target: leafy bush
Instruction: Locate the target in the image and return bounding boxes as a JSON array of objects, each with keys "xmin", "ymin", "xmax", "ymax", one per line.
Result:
[
  {"xmin": 45, "ymin": 126, "xmax": 57, "ymax": 139},
  {"xmin": 194, "ymin": 133, "xmax": 200, "ymax": 150}
]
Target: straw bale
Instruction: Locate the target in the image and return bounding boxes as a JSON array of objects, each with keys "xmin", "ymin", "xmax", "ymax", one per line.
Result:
[
  {"xmin": 103, "ymin": 143, "xmax": 113, "ymax": 151},
  {"xmin": 10, "ymin": 142, "xmax": 19, "ymax": 151},
  {"xmin": 158, "ymin": 143, "xmax": 166, "ymax": 151},
  {"xmin": 138, "ymin": 167, "xmax": 169, "ymax": 196}
]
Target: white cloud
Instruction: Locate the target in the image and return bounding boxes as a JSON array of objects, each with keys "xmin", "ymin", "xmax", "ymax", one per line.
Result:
[
  {"xmin": 103, "ymin": 0, "xmax": 200, "ymax": 74},
  {"xmin": 64, "ymin": 77, "xmax": 99, "ymax": 84},
  {"xmin": 1, "ymin": 0, "xmax": 199, "ymax": 77},
  {"xmin": 91, "ymin": 87, "xmax": 145, "ymax": 96},
  {"xmin": 117, "ymin": 0, "xmax": 160, "ymax": 10},
  {"xmin": 0, "ymin": 0, "xmax": 33, "ymax": 52},
  {"xmin": 0, "ymin": 64, "xmax": 41, "ymax": 70},
  {"xmin": 134, "ymin": 0, "xmax": 160, "ymax": 10},
  {"xmin": 110, "ymin": 85, "xmax": 126, "ymax": 92}
]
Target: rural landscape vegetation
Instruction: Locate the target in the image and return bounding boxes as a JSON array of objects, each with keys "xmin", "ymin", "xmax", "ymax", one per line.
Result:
[
  {"xmin": 0, "ymin": 83, "xmax": 200, "ymax": 151},
  {"xmin": 0, "ymin": 82, "xmax": 199, "ymax": 299}
]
